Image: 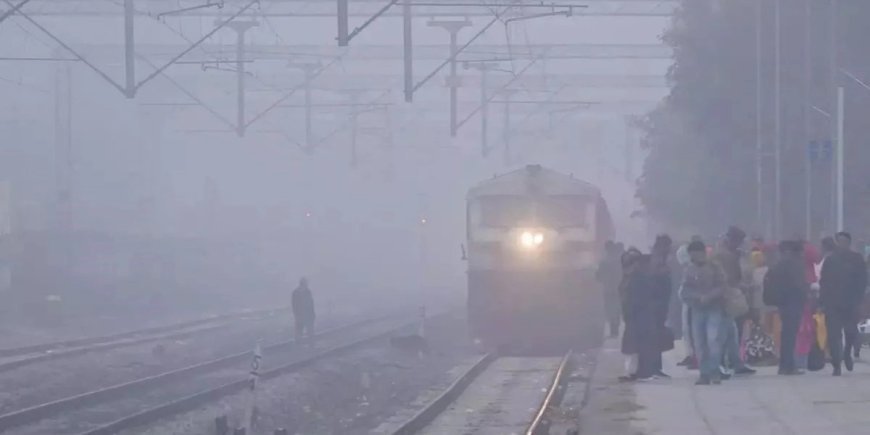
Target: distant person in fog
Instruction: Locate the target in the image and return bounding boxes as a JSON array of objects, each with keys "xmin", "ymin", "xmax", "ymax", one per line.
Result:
[
  {"xmin": 597, "ymin": 241, "xmax": 623, "ymax": 338},
  {"xmin": 292, "ymin": 277, "xmax": 316, "ymax": 346}
]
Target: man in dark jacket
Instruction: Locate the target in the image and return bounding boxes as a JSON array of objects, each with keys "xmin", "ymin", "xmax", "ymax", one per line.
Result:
[
  {"xmin": 820, "ymin": 232, "xmax": 869, "ymax": 375},
  {"xmin": 292, "ymin": 277, "xmax": 316, "ymax": 346},
  {"xmin": 767, "ymin": 241, "xmax": 808, "ymax": 375}
]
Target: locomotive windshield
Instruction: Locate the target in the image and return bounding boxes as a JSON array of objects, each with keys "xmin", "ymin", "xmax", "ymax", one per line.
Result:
[{"xmin": 478, "ymin": 195, "xmax": 588, "ymax": 228}]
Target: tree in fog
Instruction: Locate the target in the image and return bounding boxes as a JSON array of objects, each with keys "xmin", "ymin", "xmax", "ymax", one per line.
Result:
[{"xmin": 639, "ymin": 0, "xmax": 870, "ymax": 238}]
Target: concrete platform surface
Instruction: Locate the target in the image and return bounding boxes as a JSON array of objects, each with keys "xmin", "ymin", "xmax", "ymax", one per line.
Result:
[{"xmin": 579, "ymin": 338, "xmax": 870, "ymax": 435}]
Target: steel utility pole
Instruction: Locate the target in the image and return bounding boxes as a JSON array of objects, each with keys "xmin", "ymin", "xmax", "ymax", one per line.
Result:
[
  {"xmin": 427, "ymin": 19, "xmax": 472, "ymax": 137},
  {"xmin": 337, "ymin": 0, "xmax": 349, "ymax": 46},
  {"xmin": 479, "ymin": 64, "xmax": 489, "ymax": 156},
  {"xmin": 774, "ymin": 0, "xmax": 782, "ymax": 239},
  {"xmin": 464, "ymin": 62, "xmax": 497, "ymax": 156},
  {"xmin": 402, "ymin": 0, "xmax": 413, "ymax": 102},
  {"xmin": 500, "ymin": 89, "xmax": 516, "ymax": 165},
  {"xmin": 288, "ymin": 62, "xmax": 321, "ymax": 150},
  {"xmin": 223, "ymin": 20, "xmax": 258, "ymax": 137},
  {"xmin": 340, "ymin": 89, "xmax": 366, "ymax": 167},
  {"xmin": 303, "ymin": 66, "xmax": 315, "ymax": 149},
  {"xmin": 804, "ymin": 0, "xmax": 812, "ymax": 239},
  {"xmin": 755, "ymin": 0, "xmax": 764, "ymax": 236},
  {"xmin": 836, "ymin": 86, "xmax": 844, "ymax": 231},
  {"xmin": 123, "ymin": 0, "xmax": 135, "ymax": 98},
  {"xmin": 54, "ymin": 55, "xmax": 73, "ymax": 234},
  {"xmin": 829, "ymin": 0, "xmax": 839, "ymax": 232},
  {"xmin": 53, "ymin": 53, "xmax": 73, "ymax": 286}
]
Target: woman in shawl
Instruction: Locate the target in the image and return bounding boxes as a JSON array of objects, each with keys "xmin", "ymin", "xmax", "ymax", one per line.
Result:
[
  {"xmin": 620, "ymin": 249, "xmax": 659, "ymax": 381},
  {"xmin": 618, "ymin": 248, "xmax": 641, "ymax": 380}
]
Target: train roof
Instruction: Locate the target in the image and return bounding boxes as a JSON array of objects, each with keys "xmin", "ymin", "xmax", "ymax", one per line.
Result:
[{"xmin": 467, "ymin": 164, "xmax": 602, "ymax": 198}]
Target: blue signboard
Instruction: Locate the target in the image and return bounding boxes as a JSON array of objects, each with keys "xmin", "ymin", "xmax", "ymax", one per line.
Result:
[
  {"xmin": 809, "ymin": 140, "xmax": 833, "ymax": 162},
  {"xmin": 821, "ymin": 140, "xmax": 833, "ymax": 160}
]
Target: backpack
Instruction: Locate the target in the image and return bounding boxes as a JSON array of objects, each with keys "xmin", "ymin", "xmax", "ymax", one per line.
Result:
[
  {"xmin": 744, "ymin": 323, "xmax": 777, "ymax": 365},
  {"xmin": 762, "ymin": 266, "xmax": 784, "ymax": 306}
]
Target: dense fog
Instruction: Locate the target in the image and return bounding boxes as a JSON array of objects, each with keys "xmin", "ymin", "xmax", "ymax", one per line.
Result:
[{"xmin": 0, "ymin": 1, "xmax": 668, "ymax": 337}]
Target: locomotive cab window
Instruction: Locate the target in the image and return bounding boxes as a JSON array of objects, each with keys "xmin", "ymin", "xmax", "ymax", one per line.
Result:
[
  {"xmin": 537, "ymin": 196, "xmax": 588, "ymax": 228},
  {"xmin": 476, "ymin": 195, "xmax": 588, "ymax": 228},
  {"xmin": 477, "ymin": 196, "xmax": 531, "ymax": 228}
]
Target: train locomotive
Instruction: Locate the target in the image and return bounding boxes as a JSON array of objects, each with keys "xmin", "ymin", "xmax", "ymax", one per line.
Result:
[{"xmin": 465, "ymin": 164, "xmax": 614, "ymax": 353}]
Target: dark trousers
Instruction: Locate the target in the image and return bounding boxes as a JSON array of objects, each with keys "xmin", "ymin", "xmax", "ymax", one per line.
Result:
[
  {"xmin": 608, "ymin": 317, "xmax": 620, "ymax": 338},
  {"xmin": 825, "ymin": 308, "xmax": 858, "ymax": 368},
  {"xmin": 632, "ymin": 314, "xmax": 659, "ymax": 378},
  {"xmin": 294, "ymin": 316, "xmax": 315, "ymax": 344},
  {"xmin": 735, "ymin": 314, "xmax": 749, "ymax": 344},
  {"xmin": 778, "ymin": 303, "xmax": 802, "ymax": 372},
  {"xmin": 652, "ymin": 352, "xmax": 663, "ymax": 373},
  {"xmin": 636, "ymin": 344, "xmax": 658, "ymax": 377}
]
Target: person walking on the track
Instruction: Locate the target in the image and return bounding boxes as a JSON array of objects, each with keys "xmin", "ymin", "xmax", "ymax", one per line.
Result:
[{"xmin": 292, "ymin": 277, "xmax": 316, "ymax": 346}]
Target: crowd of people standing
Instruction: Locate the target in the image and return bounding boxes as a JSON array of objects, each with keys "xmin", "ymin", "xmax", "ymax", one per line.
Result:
[{"xmin": 598, "ymin": 226, "xmax": 870, "ymax": 385}]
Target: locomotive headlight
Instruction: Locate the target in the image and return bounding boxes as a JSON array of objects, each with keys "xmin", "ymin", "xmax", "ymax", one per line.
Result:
[{"xmin": 519, "ymin": 230, "xmax": 545, "ymax": 249}]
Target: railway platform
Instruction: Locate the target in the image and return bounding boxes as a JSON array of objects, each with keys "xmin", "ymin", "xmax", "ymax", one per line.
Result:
[{"xmin": 579, "ymin": 337, "xmax": 870, "ymax": 435}]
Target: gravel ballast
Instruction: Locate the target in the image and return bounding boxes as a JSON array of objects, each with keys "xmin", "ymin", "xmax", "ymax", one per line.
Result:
[{"xmin": 122, "ymin": 310, "xmax": 474, "ymax": 435}]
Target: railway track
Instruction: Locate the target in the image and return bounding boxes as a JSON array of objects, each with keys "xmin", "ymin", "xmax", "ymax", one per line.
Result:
[
  {"xmin": 0, "ymin": 308, "xmax": 287, "ymax": 373},
  {"xmin": 0, "ymin": 315, "xmax": 413, "ymax": 435},
  {"xmin": 390, "ymin": 350, "xmax": 574, "ymax": 435}
]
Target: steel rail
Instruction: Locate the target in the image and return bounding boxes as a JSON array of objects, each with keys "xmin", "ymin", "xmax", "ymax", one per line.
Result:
[
  {"xmin": 526, "ymin": 350, "xmax": 574, "ymax": 435},
  {"xmin": 390, "ymin": 352, "xmax": 497, "ymax": 435},
  {"xmin": 79, "ymin": 320, "xmax": 415, "ymax": 435},
  {"xmin": 0, "ymin": 316, "xmax": 388, "ymax": 432},
  {"xmin": 391, "ymin": 349, "xmax": 574, "ymax": 435},
  {"xmin": 0, "ymin": 307, "xmax": 287, "ymax": 358},
  {"xmin": 0, "ymin": 323, "xmax": 228, "ymax": 374}
]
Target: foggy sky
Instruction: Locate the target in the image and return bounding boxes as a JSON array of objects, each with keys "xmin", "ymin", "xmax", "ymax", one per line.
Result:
[{"xmin": 0, "ymin": 2, "xmax": 670, "ymax": 301}]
